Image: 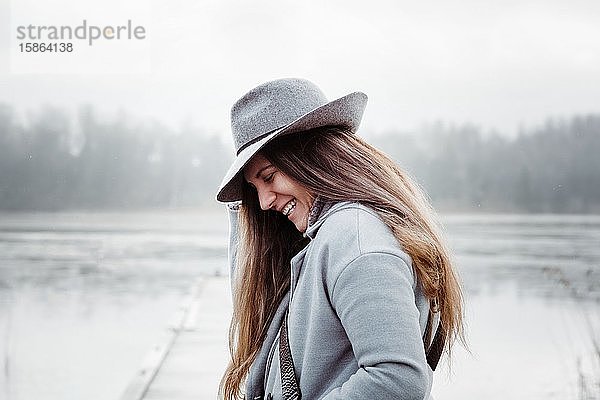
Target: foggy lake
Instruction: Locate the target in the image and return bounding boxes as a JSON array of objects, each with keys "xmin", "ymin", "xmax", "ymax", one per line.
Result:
[{"xmin": 0, "ymin": 209, "xmax": 598, "ymax": 400}]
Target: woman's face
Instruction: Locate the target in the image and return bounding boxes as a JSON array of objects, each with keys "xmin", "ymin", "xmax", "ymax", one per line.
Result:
[{"xmin": 243, "ymin": 153, "xmax": 314, "ymax": 233}]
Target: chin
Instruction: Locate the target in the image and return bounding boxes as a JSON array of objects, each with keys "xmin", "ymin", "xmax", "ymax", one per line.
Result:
[
  {"xmin": 295, "ymin": 219, "xmax": 308, "ymax": 233},
  {"xmin": 290, "ymin": 208, "xmax": 309, "ymax": 232}
]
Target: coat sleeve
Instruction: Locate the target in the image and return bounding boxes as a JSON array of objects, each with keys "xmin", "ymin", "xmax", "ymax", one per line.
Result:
[
  {"xmin": 226, "ymin": 202, "xmax": 241, "ymax": 297},
  {"xmin": 321, "ymin": 252, "xmax": 432, "ymax": 400}
]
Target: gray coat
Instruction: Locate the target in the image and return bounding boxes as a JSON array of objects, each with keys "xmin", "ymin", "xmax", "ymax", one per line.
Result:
[{"xmin": 228, "ymin": 201, "xmax": 435, "ymax": 399}]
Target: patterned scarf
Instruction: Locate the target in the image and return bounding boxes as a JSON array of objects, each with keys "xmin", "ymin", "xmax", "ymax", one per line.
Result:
[{"xmin": 307, "ymin": 196, "xmax": 335, "ymax": 229}]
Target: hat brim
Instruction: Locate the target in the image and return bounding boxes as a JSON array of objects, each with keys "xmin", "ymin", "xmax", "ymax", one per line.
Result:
[{"xmin": 216, "ymin": 91, "xmax": 368, "ymax": 203}]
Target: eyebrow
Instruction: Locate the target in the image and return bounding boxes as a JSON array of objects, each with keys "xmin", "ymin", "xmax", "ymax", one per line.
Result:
[
  {"xmin": 254, "ymin": 164, "xmax": 273, "ymax": 179},
  {"xmin": 245, "ymin": 164, "xmax": 274, "ymax": 184}
]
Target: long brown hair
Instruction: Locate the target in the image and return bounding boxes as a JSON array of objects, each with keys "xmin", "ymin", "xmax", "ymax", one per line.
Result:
[{"xmin": 220, "ymin": 126, "xmax": 465, "ymax": 399}]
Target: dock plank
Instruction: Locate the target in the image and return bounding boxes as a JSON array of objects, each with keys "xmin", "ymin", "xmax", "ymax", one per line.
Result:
[{"xmin": 120, "ymin": 276, "xmax": 232, "ymax": 400}]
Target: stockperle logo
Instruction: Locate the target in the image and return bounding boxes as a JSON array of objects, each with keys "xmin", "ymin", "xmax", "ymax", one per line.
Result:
[{"xmin": 16, "ymin": 19, "xmax": 146, "ymax": 46}]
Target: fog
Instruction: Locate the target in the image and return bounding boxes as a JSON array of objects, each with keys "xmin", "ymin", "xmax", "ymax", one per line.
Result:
[
  {"xmin": 1, "ymin": 0, "xmax": 600, "ymax": 138},
  {"xmin": 1, "ymin": 104, "xmax": 599, "ymax": 212},
  {"xmin": 1, "ymin": 3, "xmax": 600, "ymax": 399}
]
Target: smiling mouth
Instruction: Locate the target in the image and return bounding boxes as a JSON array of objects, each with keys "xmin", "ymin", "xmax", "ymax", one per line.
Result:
[{"xmin": 282, "ymin": 199, "xmax": 297, "ymax": 217}]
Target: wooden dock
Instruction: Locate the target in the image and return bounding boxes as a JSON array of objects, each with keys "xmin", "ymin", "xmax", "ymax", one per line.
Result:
[{"xmin": 119, "ymin": 276, "xmax": 232, "ymax": 400}]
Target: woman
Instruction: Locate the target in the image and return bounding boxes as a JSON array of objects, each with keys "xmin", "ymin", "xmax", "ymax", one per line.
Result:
[{"xmin": 216, "ymin": 78, "xmax": 464, "ymax": 400}]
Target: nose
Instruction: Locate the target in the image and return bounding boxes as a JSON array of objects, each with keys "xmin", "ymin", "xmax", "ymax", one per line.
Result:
[{"xmin": 257, "ymin": 188, "xmax": 276, "ymax": 211}]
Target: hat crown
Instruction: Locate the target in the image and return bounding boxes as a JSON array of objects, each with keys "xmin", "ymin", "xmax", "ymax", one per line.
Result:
[{"xmin": 231, "ymin": 78, "xmax": 328, "ymax": 152}]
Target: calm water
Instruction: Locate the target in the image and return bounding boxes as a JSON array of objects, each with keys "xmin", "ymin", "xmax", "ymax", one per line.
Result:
[
  {"xmin": 0, "ymin": 210, "xmax": 599, "ymax": 400},
  {"xmin": 433, "ymin": 214, "xmax": 600, "ymax": 400}
]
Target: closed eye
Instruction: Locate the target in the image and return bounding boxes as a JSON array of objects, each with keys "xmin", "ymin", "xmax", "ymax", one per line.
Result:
[{"xmin": 263, "ymin": 172, "xmax": 275, "ymax": 183}]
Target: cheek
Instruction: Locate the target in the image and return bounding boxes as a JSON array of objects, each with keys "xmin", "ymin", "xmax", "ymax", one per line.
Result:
[
  {"xmin": 297, "ymin": 191, "xmax": 313, "ymax": 213},
  {"xmin": 275, "ymin": 177, "xmax": 297, "ymax": 195},
  {"xmin": 275, "ymin": 174, "xmax": 312, "ymax": 206}
]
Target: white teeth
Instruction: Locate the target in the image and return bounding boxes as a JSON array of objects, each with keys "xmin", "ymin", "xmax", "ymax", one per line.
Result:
[{"xmin": 282, "ymin": 199, "xmax": 297, "ymax": 216}]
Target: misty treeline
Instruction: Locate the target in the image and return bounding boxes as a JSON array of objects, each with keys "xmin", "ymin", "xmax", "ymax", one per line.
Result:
[
  {"xmin": 371, "ymin": 117, "xmax": 600, "ymax": 213},
  {"xmin": 0, "ymin": 104, "xmax": 230, "ymax": 210},
  {"xmin": 0, "ymin": 103, "xmax": 599, "ymax": 213}
]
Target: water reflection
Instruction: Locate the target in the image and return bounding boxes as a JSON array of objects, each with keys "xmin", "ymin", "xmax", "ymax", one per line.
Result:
[
  {"xmin": 442, "ymin": 214, "xmax": 600, "ymax": 302},
  {"xmin": 436, "ymin": 214, "xmax": 600, "ymax": 399},
  {"xmin": 0, "ymin": 210, "xmax": 228, "ymax": 296},
  {"xmin": 0, "ymin": 210, "xmax": 229, "ymax": 400},
  {"xmin": 0, "ymin": 210, "xmax": 598, "ymax": 400}
]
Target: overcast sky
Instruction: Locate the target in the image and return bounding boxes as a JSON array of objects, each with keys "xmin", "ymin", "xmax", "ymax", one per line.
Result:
[{"xmin": 1, "ymin": 0, "xmax": 599, "ymax": 142}]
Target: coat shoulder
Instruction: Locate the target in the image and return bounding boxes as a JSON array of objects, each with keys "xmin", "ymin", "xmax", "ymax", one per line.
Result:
[
  {"xmin": 312, "ymin": 203, "xmax": 412, "ymax": 278},
  {"xmin": 317, "ymin": 203, "xmax": 403, "ymax": 251}
]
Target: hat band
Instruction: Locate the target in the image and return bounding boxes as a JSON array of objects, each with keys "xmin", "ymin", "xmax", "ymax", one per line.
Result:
[{"xmin": 236, "ymin": 126, "xmax": 284, "ymax": 155}]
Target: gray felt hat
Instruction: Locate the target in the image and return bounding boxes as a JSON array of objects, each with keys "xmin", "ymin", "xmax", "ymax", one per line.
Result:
[{"xmin": 216, "ymin": 78, "xmax": 368, "ymax": 203}]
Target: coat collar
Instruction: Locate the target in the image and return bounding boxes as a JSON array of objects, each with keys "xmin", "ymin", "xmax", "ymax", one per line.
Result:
[{"xmin": 303, "ymin": 200, "xmax": 356, "ymax": 240}]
